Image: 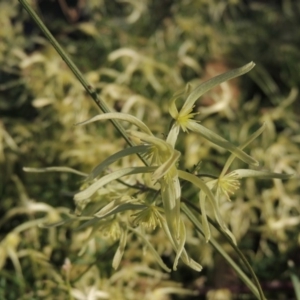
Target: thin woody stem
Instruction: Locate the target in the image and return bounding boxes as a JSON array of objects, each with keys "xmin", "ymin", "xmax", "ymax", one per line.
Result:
[{"xmin": 18, "ymin": 0, "xmax": 148, "ymax": 166}]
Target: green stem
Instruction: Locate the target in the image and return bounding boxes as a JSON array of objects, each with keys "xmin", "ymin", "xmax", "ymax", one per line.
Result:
[
  {"xmin": 19, "ymin": 2, "xmax": 265, "ymax": 299},
  {"xmin": 181, "ymin": 202, "xmax": 267, "ymax": 300},
  {"xmin": 18, "ymin": 0, "xmax": 148, "ymax": 166}
]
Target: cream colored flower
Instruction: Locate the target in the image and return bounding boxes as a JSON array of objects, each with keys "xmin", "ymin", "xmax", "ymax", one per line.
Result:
[
  {"xmin": 24, "ymin": 63, "xmax": 292, "ymax": 276},
  {"xmin": 167, "ymin": 62, "xmax": 258, "ymax": 166}
]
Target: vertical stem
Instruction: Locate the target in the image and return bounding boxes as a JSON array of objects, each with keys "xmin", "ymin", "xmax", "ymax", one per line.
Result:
[
  {"xmin": 18, "ymin": 0, "xmax": 148, "ymax": 166},
  {"xmin": 182, "ymin": 203, "xmax": 267, "ymax": 300}
]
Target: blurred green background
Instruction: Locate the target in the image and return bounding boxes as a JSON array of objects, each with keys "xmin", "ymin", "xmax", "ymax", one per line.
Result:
[{"xmin": 0, "ymin": 0, "xmax": 299, "ymax": 299}]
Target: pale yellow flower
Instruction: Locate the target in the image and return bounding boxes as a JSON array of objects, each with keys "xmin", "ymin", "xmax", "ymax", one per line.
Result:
[
  {"xmin": 167, "ymin": 62, "xmax": 258, "ymax": 166},
  {"xmin": 24, "ymin": 63, "xmax": 292, "ymax": 275}
]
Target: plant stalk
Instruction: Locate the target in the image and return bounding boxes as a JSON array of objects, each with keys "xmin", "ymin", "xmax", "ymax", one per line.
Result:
[
  {"xmin": 18, "ymin": 0, "xmax": 148, "ymax": 166},
  {"xmin": 19, "ymin": 2, "xmax": 266, "ymax": 300},
  {"xmin": 181, "ymin": 203, "xmax": 267, "ymax": 300}
]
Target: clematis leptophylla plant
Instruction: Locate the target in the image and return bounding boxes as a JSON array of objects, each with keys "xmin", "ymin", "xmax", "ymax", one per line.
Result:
[
  {"xmin": 73, "ymin": 112, "xmax": 199, "ymax": 271},
  {"xmin": 25, "ymin": 62, "xmax": 292, "ymax": 272},
  {"xmin": 167, "ymin": 62, "xmax": 258, "ymax": 168},
  {"xmin": 72, "ymin": 62, "xmax": 291, "ymax": 271},
  {"xmin": 195, "ymin": 122, "xmax": 292, "ymax": 243}
]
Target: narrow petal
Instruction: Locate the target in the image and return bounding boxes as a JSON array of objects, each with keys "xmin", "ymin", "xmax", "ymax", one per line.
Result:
[
  {"xmin": 112, "ymin": 228, "xmax": 128, "ymax": 269},
  {"xmin": 178, "ymin": 170, "xmax": 236, "ymax": 244},
  {"xmin": 173, "ymin": 219, "xmax": 186, "ymax": 271},
  {"xmin": 152, "ymin": 150, "xmax": 180, "ymax": 181},
  {"xmin": 168, "ymin": 96, "xmax": 179, "ymax": 119},
  {"xmin": 128, "ymin": 130, "xmax": 170, "ymax": 153},
  {"xmin": 87, "ymin": 145, "xmax": 150, "ymax": 180},
  {"xmin": 173, "ymin": 176, "xmax": 182, "ymax": 237},
  {"xmin": 166, "ymin": 124, "xmax": 180, "ymax": 147},
  {"xmin": 74, "ymin": 166, "xmax": 157, "ymax": 201},
  {"xmin": 128, "ymin": 226, "xmax": 171, "ymax": 272},
  {"xmin": 160, "ymin": 217, "xmax": 202, "ymax": 271},
  {"xmin": 221, "ymin": 123, "xmax": 266, "ymax": 176},
  {"xmin": 160, "ymin": 179, "xmax": 177, "ymax": 218},
  {"xmin": 185, "ymin": 200, "xmax": 237, "ymax": 247},
  {"xmin": 181, "ymin": 62, "xmax": 255, "ymax": 115},
  {"xmin": 178, "ymin": 171, "xmax": 222, "ymax": 224},
  {"xmin": 160, "ymin": 176, "xmax": 182, "ymax": 243},
  {"xmin": 76, "ymin": 112, "xmax": 153, "ymax": 136},
  {"xmin": 187, "ymin": 122, "xmax": 259, "ymax": 166}
]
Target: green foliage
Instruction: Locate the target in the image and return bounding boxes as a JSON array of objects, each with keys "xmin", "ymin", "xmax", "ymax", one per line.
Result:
[{"xmin": 1, "ymin": 0, "xmax": 299, "ymax": 299}]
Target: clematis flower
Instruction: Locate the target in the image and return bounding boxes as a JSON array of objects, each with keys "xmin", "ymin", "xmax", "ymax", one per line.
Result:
[
  {"xmin": 74, "ymin": 112, "xmax": 201, "ymax": 271},
  {"xmin": 167, "ymin": 62, "xmax": 258, "ymax": 166},
  {"xmin": 131, "ymin": 204, "xmax": 163, "ymax": 230},
  {"xmin": 24, "ymin": 62, "xmax": 293, "ymax": 276},
  {"xmin": 193, "ymin": 123, "xmax": 293, "ymax": 243}
]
